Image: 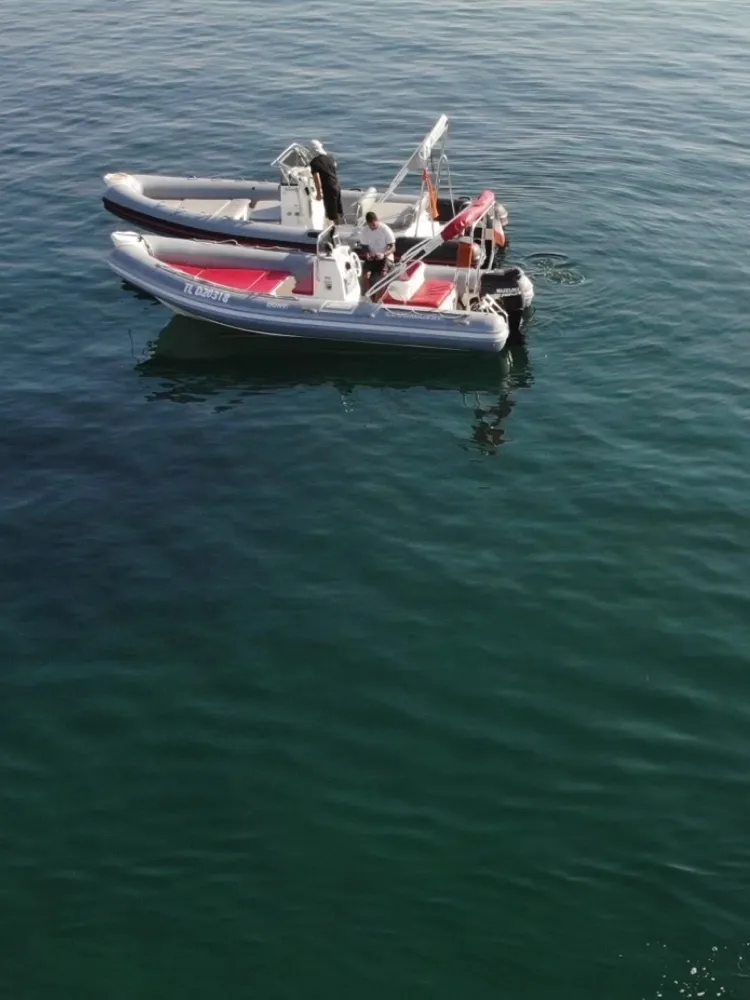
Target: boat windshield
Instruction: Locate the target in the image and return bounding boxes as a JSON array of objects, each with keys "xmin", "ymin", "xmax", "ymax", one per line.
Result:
[{"xmin": 270, "ymin": 142, "xmax": 313, "ymax": 183}]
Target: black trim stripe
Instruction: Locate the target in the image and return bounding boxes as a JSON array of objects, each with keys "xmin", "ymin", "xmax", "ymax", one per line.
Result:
[{"xmin": 102, "ymin": 198, "xmax": 315, "ymax": 250}]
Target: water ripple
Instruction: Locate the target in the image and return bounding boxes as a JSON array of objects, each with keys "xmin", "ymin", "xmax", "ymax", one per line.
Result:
[{"xmin": 2, "ymin": 0, "xmax": 750, "ymax": 996}]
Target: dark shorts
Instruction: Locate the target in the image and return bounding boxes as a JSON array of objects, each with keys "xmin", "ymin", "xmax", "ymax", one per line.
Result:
[
  {"xmin": 322, "ymin": 185, "xmax": 344, "ymax": 223},
  {"xmin": 363, "ymin": 257, "xmax": 393, "ymax": 278}
]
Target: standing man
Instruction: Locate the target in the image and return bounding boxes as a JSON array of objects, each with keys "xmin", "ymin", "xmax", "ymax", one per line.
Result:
[
  {"xmin": 309, "ymin": 139, "xmax": 344, "ymax": 226},
  {"xmin": 359, "ymin": 211, "xmax": 395, "ymax": 295}
]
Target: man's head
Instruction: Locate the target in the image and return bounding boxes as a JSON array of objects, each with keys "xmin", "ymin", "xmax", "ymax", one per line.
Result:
[
  {"xmin": 365, "ymin": 211, "xmax": 379, "ymax": 229},
  {"xmin": 310, "ymin": 139, "xmax": 325, "ymax": 154}
]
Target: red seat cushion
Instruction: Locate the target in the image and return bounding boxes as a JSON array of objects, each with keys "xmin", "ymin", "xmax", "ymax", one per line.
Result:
[
  {"xmin": 407, "ymin": 279, "xmax": 456, "ymax": 309},
  {"xmin": 162, "ymin": 260, "xmax": 290, "ymax": 293},
  {"xmin": 383, "ymin": 278, "xmax": 456, "ymax": 309},
  {"xmin": 402, "ymin": 261, "xmax": 426, "ymax": 281},
  {"xmin": 246, "ymin": 270, "xmax": 291, "ymax": 294},
  {"xmin": 195, "ymin": 266, "xmax": 263, "ymax": 290}
]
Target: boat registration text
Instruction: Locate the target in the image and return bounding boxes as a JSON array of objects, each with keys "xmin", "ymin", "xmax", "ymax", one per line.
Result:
[{"xmin": 183, "ymin": 282, "xmax": 230, "ymax": 303}]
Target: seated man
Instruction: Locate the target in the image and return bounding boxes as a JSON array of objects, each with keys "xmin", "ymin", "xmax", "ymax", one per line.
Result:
[{"xmin": 359, "ymin": 211, "xmax": 396, "ymax": 295}]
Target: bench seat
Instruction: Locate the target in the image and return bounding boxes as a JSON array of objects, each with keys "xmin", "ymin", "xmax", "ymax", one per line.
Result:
[
  {"xmin": 163, "ymin": 260, "xmax": 291, "ymax": 294},
  {"xmin": 383, "ymin": 278, "xmax": 456, "ymax": 310}
]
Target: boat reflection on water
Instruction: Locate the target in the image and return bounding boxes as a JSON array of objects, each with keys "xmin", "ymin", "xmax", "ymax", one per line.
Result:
[{"xmin": 135, "ymin": 315, "xmax": 534, "ymax": 454}]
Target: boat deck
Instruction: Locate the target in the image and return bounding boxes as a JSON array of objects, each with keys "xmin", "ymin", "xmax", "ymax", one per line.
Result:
[
  {"xmin": 164, "ymin": 260, "xmax": 314, "ymax": 296},
  {"xmin": 164, "ymin": 259, "xmax": 456, "ymax": 310}
]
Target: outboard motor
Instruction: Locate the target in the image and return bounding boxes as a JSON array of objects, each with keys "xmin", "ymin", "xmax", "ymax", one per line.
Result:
[
  {"xmin": 279, "ymin": 165, "xmax": 325, "ymax": 230},
  {"xmin": 478, "ymin": 265, "xmax": 535, "ymax": 333}
]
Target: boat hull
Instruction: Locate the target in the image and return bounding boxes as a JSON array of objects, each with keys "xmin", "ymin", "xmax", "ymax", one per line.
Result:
[
  {"xmin": 102, "ymin": 173, "xmax": 507, "ymax": 267},
  {"xmin": 108, "ymin": 235, "xmax": 511, "ymax": 354}
]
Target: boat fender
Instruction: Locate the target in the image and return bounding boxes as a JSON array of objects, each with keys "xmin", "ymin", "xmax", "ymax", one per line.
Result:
[{"xmin": 456, "ymin": 237, "xmax": 480, "ymax": 268}]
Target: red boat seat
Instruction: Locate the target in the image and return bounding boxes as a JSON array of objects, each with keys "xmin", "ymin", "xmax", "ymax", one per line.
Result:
[
  {"xmin": 166, "ymin": 262, "xmax": 203, "ymax": 276},
  {"xmin": 162, "ymin": 259, "xmax": 291, "ymax": 294},
  {"xmin": 384, "ymin": 260, "xmax": 426, "ymax": 302},
  {"xmin": 252, "ymin": 269, "xmax": 292, "ymax": 293},
  {"xmin": 409, "ymin": 279, "xmax": 456, "ymax": 309},
  {"xmin": 383, "ymin": 278, "xmax": 456, "ymax": 310}
]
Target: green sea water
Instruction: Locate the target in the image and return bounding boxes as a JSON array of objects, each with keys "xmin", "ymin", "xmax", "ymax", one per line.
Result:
[{"xmin": 1, "ymin": 0, "xmax": 750, "ymax": 995}]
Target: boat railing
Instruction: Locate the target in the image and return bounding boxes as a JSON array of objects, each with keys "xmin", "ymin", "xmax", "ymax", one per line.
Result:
[
  {"xmin": 476, "ymin": 294, "xmax": 508, "ymax": 320},
  {"xmin": 298, "ymin": 296, "xmax": 471, "ymax": 322},
  {"xmin": 366, "ymin": 190, "xmax": 498, "ymax": 306},
  {"xmin": 378, "ymin": 304, "xmax": 474, "ymax": 324}
]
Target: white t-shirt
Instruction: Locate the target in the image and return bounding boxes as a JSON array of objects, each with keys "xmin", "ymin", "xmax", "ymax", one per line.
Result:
[{"xmin": 359, "ymin": 222, "xmax": 396, "ymax": 257}]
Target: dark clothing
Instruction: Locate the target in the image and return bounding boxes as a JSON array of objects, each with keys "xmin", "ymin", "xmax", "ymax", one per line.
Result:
[
  {"xmin": 362, "ymin": 256, "xmax": 393, "ymax": 296},
  {"xmin": 310, "ymin": 152, "xmax": 343, "ymax": 223},
  {"xmin": 321, "ymin": 187, "xmax": 344, "ymax": 225},
  {"xmin": 363, "ymin": 257, "xmax": 390, "ymax": 279},
  {"xmin": 309, "ymin": 152, "xmax": 338, "ymax": 187}
]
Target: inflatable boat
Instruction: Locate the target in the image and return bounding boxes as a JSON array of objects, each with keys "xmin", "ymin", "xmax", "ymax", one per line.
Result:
[
  {"xmin": 102, "ymin": 115, "xmax": 510, "ymax": 266},
  {"xmin": 107, "ymin": 191, "xmax": 533, "ymax": 354}
]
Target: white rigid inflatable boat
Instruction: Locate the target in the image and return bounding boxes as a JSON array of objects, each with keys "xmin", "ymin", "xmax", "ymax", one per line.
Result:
[
  {"xmin": 102, "ymin": 115, "xmax": 510, "ymax": 266},
  {"xmin": 107, "ymin": 191, "xmax": 533, "ymax": 354}
]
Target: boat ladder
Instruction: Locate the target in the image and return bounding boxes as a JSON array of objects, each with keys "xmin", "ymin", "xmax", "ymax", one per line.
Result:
[{"xmin": 476, "ymin": 294, "xmax": 508, "ymax": 319}]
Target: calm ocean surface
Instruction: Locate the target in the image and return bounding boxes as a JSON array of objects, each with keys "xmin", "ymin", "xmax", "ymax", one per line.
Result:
[{"xmin": 2, "ymin": 0, "xmax": 750, "ymax": 995}]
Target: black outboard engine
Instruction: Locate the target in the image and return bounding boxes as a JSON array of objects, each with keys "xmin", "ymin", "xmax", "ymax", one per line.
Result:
[{"xmin": 478, "ymin": 266, "xmax": 534, "ymax": 334}]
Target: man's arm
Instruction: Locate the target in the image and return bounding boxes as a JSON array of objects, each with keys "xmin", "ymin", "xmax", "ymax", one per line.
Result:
[
  {"xmin": 309, "ymin": 159, "xmax": 323, "ymax": 199},
  {"xmin": 360, "ymin": 232, "xmax": 374, "ymax": 259}
]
